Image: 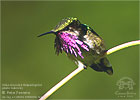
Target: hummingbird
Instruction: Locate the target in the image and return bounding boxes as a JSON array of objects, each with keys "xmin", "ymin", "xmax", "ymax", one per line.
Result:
[{"xmin": 38, "ymin": 17, "xmax": 113, "ymax": 75}]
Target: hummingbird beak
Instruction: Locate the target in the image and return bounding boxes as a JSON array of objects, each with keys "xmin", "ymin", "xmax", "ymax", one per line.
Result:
[{"xmin": 37, "ymin": 31, "xmax": 55, "ymax": 37}]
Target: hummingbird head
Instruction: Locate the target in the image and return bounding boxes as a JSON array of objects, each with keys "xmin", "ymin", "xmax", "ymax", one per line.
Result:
[
  {"xmin": 38, "ymin": 17, "xmax": 89, "ymax": 58},
  {"xmin": 38, "ymin": 17, "xmax": 81, "ymax": 37}
]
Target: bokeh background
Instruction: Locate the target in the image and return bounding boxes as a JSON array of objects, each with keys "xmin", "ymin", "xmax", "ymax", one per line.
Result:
[{"xmin": 1, "ymin": 1, "xmax": 139, "ymax": 99}]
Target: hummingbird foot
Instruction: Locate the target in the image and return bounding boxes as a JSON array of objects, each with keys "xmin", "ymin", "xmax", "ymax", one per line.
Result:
[
  {"xmin": 83, "ymin": 66, "xmax": 87, "ymax": 69},
  {"xmin": 76, "ymin": 61, "xmax": 87, "ymax": 69}
]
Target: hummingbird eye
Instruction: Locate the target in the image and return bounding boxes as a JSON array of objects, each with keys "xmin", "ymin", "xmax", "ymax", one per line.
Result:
[{"xmin": 64, "ymin": 27, "xmax": 69, "ymax": 30}]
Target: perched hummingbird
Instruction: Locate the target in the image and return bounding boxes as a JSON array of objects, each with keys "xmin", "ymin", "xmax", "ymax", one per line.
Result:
[{"xmin": 38, "ymin": 17, "xmax": 113, "ymax": 75}]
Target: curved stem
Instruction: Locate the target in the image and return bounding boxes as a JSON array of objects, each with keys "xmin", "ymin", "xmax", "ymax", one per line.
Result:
[
  {"xmin": 107, "ymin": 40, "xmax": 140, "ymax": 55},
  {"xmin": 39, "ymin": 66, "xmax": 84, "ymax": 100},
  {"xmin": 39, "ymin": 40, "xmax": 140, "ymax": 100}
]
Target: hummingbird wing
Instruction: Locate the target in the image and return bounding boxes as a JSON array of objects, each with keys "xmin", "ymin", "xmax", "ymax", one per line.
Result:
[
  {"xmin": 83, "ymin": 27, "xmax": 106, "ymax": 55},
  {"xmin": 81, "ymin": 26, "xmax": 113, "ymax": 75}
]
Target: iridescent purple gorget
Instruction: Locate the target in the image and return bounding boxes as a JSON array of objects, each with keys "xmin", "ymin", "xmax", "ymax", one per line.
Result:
[{"xmin": 58, "ymin": 32, "xmax": 89, "ymax": 59}]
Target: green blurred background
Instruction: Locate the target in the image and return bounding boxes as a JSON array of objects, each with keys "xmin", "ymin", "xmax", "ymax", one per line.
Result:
[{"xmin": 1, "ymin": 1, "xmax": 139, "ymax": 99}]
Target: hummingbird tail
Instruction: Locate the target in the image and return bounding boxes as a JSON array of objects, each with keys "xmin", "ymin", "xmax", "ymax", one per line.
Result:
[
  {"xmin": 104, "ymin": 66, "xmax": 113, "ymax": 75},
  {"xmin": 90, "ymin": 57, "xmax": 113, "ymax": 75}
]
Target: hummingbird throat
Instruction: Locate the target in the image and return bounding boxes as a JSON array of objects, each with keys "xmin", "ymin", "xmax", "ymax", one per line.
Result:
[{"xmin": 58, "ymin": 32, "xmax": 89, "ymax": 59}]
